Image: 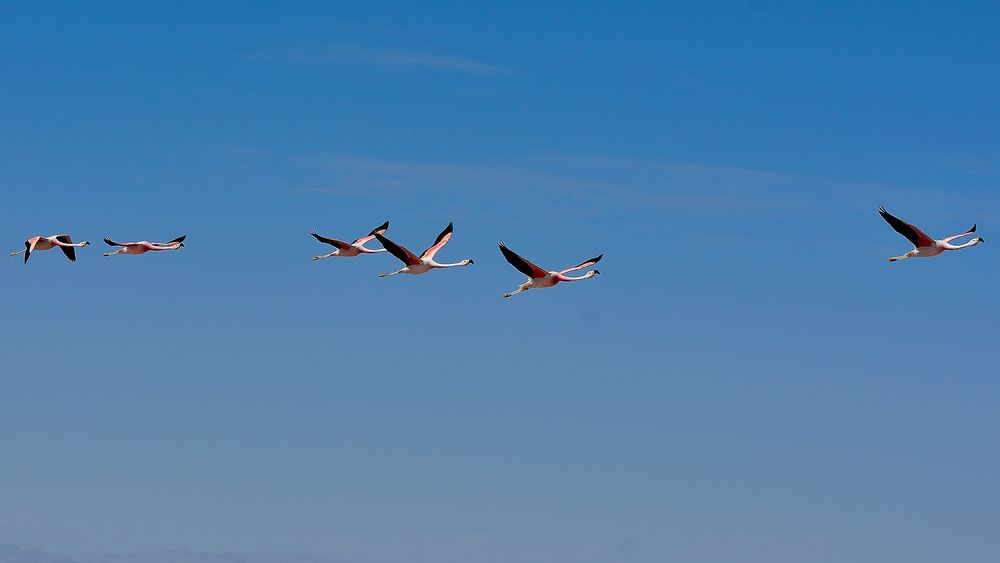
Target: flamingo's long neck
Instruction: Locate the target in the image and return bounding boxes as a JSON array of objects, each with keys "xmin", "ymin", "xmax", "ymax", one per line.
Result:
[
  {"xmin": 52, "ymin": 240, "xmax": 88, "ymax": 248},
  {"xmin": 942, "ymin": 239, "xmax": 982, "ymax": 251},
  {"xmin": 359, "ymin": 247, "xmax": 387, "ymax": 254},
  {"xmin": 556, "ymin": 271, "xmax": 598, "ymax": 282},
  {"xmin": 431, "ymin": 260, "xmax": 471, "ymax": 268},
  {"xmin": 148, "ymin": 244, "xmax": 180, "ymax": 251}
]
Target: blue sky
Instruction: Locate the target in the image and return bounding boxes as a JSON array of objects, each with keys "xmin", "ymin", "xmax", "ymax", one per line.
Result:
[{"xmin": 1, "ymin": 2, "xmax": 998, "ymax": 562}]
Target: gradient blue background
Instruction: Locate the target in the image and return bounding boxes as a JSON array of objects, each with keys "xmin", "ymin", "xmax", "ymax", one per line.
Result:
[{"xmin": 1, "ymin": 2, "xmax": 998, "ymax": 562}]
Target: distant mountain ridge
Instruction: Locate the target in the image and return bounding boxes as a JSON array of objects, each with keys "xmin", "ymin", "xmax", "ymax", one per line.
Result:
[
  {"xmin": 0, "ymin": 544, "xmax": 80, "ymax": 563},
  {"xmin": 0, "ymin": 545, "xmax": 343, "ymax": 563}
]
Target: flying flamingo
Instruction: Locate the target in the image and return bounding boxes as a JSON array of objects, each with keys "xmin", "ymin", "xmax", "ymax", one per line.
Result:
[
  {"xmin": 311, "ymin": 221, "xmax": 389, "ymax": 260},
  {"xmin": 103, "ymin": 235, "xmax": 186, "ymax": 256},
  {"xmin": 879, "ymin": 206, "xmax": 984, "ymax": 262},
  {"xmin": 9, "ymin": 235, "xmax": 91, "ymax": 264},
  {"xmin": 498, "ymin": 242, "xmax": 602, "ymax": 298},
  {"xmin": 374, "ymin": 222, "xmax": 474, "ymax": 277}
]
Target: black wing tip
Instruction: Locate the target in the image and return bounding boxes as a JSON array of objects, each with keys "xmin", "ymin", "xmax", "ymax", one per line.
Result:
[
  {"xmin": 436, "ymin": 222, "xmax": 454, "ymax": 240},
  {"xmin": 374, "ymin": 233, "xmax": 415, "ymax": 265},
  {"xmin": 592, "ymin": 254, "xmax": 604, "ymax": 264},
  {"xmin": 498, "ymin": 241, "xmax": 517, "ymax": 255},
  {"xmin": 170, "ymin": 235, "xmax": 187, "ymax": 244},
  {"xmin": 971, "ymin": 224, "xmax": 977, "ymax": 233},
  {"xmin": 878, "ymin": 206, "xmax": 896, "ymax": 225},
  {"xmin": 374, "ymin": 232, "xmax": 397, "ymax": 248},
  {"xmin": 103, "ymin": 237, "xmax": 115, "ymax": 246},
  {"xmin": 372, "ymin": 220, "xmax": 390, "ymax": 233}
]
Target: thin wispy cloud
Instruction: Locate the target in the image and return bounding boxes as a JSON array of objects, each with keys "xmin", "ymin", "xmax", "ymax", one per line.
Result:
[
  {"xmin": 345, "ymin": 51, "xmax": 507, "ymax": 73},
  {"xmin": 292, "ymin": 153, "xmax": 805, "ymax": 214},
  {"xmin": 937, "ymin": 153, "xmax": 1000, "ymax": 176},
  {"xmin": 211, "ymin": 142, "xmax": 990, "ymax": 221},
  {"xmin": 215, "ymin": 144, "xmax": 999, "ymax": 222},
  {"xmin": 271, "ymin": 48, "xmax": 509, "ymax": 74}
]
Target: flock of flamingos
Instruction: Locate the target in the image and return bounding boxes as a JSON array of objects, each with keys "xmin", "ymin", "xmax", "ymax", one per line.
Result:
[{"xmin": 10, "ymin": 207, "xmax": 986, "ymax": 297}]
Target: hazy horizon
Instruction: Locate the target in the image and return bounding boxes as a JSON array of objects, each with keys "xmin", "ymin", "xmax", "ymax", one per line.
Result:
[{"xmin": 0, "ymin": 543, "xmax": 344, "ymax": 563}]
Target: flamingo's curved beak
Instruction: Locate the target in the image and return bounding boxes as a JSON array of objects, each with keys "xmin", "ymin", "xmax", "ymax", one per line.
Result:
[{"xmin": 593, "ymin": 270, "xmax": 601, "ymax": 275}]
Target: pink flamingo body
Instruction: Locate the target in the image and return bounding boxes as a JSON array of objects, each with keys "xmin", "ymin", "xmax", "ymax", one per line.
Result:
[
  {"xmin": 499, "ymin": 242, "xmax": 602, "ymax": 298},
  {"xmin": 879, "ymin": 207, "xmax": 983, "ymax": 262},
  {"xmin": 103, "ymin": 235, "xmax": 186, "ymax": 256},
  {"xmin": 374, "ymin": 223, "xmax": 474, "ymax": 277},
  {"xmin": 10, "ymin": 234, "xmax": 91, "ymax": 264},
  {"xmin": 311, "ymin": 221, "xmax": 389, "ymax": 260}
]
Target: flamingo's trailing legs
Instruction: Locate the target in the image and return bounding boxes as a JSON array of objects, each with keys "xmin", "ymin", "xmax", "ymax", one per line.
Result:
[
  {"xmin": 311, "ymin": 221, "xmax": 389, "ymax": 260},
  {"xmin": 374, "ymin": 222, "xmax": 474, "ymax": 277},
  {"xmin": 879, "ymin": 206, "xmax": 983, "ymax": 262},
  {"xmin": 103, "ymin": 235, "xmax": 186, "ymax": 256},
  {"xmin": 498, "ymin": 242, "xmax": 602, "ymax": 298},
  {"xmin": 10, "ymin": 235, "xmax": 91, "ymax": 264}
]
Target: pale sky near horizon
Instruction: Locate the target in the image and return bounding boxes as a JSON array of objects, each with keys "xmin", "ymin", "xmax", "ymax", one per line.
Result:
[{"xmin": 1, "ymin": 2, "xmax": 999, "ymax": 563}]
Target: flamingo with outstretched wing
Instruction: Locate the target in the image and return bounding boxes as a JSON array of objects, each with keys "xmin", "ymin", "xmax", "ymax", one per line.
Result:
[{"xmin": 498, "ymin": 242, "xmax": 601, "ymax": 298}]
